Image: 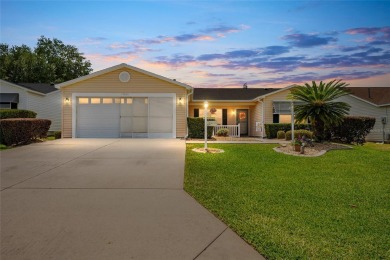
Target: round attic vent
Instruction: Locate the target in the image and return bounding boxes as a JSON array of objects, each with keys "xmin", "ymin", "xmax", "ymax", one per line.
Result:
[{"xmin": 119, "ymin": 71, "xmax": 130, "ymax": 82}]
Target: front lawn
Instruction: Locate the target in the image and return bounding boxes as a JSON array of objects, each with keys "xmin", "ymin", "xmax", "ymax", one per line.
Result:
[{"xmin": 185, "ymin": 143, "xmax": 390, "ymax": 259}]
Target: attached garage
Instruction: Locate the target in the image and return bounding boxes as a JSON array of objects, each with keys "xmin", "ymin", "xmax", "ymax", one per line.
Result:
[{"xmin": 57, "ymin": 63, "xmax": 192, "ymax": 138}]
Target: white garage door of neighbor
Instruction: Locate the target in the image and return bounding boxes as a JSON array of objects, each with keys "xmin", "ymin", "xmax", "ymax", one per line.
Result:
[{"xmin": 76, "ymin": 97, "xmax": 174, "ymax": 138}]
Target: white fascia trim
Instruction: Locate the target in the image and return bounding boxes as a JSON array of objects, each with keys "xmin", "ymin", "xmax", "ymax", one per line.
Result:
[
  {"xmin": 56, "ymin": 63, "xmax": 193, "ymax": 90},
  {"xmin": 71, "ymin": 92, "xmax": 176, "ymax": 138}
]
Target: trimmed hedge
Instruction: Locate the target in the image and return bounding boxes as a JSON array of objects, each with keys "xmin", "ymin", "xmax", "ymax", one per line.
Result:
[
  {"xmin": 0, "ymin": 118, "xmax": 51, "ymax": 146},
  {"xmin": 329, "ymin": 116, "xmax": 376, "ymax": 145},
  {"xmin": 187, "ymin": 117, "xmax": 214, "ymax": 139},
  {"xmin": 0, "ymin": 109, "xmax": 37, "ymax": 119},
  {"xmin": 285, "ymin": 130, "xmax": 314, "ymax": 141},
  {"xmin": 265, "ymin": 123, "xmax": 311, "ymax": 138},
  {"xmin": 54, "ymin": 131, "xmax": 62, "ymax": 139}
]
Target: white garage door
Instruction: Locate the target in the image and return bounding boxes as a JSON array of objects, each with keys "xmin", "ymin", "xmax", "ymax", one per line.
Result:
[
  {"xmin": 77, "ymin": 97, "xmax": 121, "ymax": 138},
  {"xmin": 76, "ymin": 96, "xmax": 174, "ymax": 138}
]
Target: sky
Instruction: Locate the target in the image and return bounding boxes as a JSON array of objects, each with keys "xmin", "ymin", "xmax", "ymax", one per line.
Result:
[{"xmin": 1, "ymin": 0, "xmax": 390, "ymax": 88}]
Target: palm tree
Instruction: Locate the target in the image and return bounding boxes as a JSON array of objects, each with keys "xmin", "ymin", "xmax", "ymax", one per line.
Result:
[{"xmin": 288, "ymin": 79, "xmax": 351, "ymax": 142}]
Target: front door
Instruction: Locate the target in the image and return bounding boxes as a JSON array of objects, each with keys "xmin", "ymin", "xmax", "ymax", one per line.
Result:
[{"xmin": 236, "ymin": 109, "xmax": 248, "ymax": 135}]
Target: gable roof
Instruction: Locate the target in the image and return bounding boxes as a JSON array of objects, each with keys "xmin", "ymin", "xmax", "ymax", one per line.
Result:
[
  {"xmin": 347, "ymin": 87, "xmax": 390, "ymax": 106},
  {"xmin": 55, "ymin": 63, "xmax": 193, "ymax": 90},
  {"xmin": 17, "ymin": 83, "xmax": 58, "ymax": 94},
  {"xmin": 0, "ymin": 79, "xmax": 50, "ymax": 95},
  {"xmin": 192, "ymin": 88, "xmax": 279, "ymax": 101}
]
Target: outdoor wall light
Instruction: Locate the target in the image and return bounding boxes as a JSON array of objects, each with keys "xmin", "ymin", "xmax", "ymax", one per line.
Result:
[
  {"xmin": 65, "ymin": 97, "xmax": 70, "ymax": 104},
  {"xmin": 178, "ymin": 97, "xmax": 183, "ymax": 104}
]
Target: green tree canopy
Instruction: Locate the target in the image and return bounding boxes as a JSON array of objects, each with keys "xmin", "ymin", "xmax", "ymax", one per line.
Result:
[
  {"xmin": 288, "ymin": 79, "xmax": 351, "ymax": 142},
  {"xmin": 0, "ymin": 36, "xmax": 92, "ymax": 84}
]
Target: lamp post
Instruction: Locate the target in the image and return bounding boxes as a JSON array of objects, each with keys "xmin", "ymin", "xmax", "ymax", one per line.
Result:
[{"xmin": 204, "ymin": 101, "xmax": 208, "ymax": 150}]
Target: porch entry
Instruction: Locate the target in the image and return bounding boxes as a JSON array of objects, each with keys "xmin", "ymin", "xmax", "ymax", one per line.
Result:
[{"xmin": 236, "ymin": 109, "xmax": 248, "ymax": 135}]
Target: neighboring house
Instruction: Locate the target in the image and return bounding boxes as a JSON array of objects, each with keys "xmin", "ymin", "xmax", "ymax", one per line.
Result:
[
  {"xmin": 0, "ymin": 79, "xmax": 61, "ymax": 131},
  {"xmin": 56, "ymin": 63, "xmax": 192, "ymax": 138},
  {"xmin": 337, "ymin": 87, "xmax": 390, "ymax": 142}
]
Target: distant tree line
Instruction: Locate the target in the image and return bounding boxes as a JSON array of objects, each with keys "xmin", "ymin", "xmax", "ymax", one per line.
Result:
[{"xmin": 0, "ymin": 36, "xmax": 93, "ymax": 84}]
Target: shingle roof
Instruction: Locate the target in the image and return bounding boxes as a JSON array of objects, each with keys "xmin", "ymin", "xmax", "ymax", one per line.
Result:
[
  {"xmin": 192, "ymin": 88, "xmax": 279, "ymax": 101},
  {"xmin": 347, "ymin": 87, "xmax": 390, "ymax": 106},
  {"xmin": 17, "ymin": 83, "xmax": 58, "ymax": 94}
]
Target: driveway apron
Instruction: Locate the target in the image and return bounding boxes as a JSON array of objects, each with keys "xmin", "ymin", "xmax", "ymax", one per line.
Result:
[{"xmin": 1, "ymin": 139, "xmax": 263, "ymax": 259}]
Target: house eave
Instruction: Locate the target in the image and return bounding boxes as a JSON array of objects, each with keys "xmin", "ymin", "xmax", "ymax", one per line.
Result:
[{"xmin": 55, "ymin": 63, "xmax": 193, "ymax": 90}]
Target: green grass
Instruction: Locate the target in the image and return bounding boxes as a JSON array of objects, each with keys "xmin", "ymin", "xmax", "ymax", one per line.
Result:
[
  {"xmin": 0, "ymin": 144, "xmax": 8, "ymax": 150},
  {"xmin": 185, "ymin": 143, "xmax": 390, "ymax": 259}
]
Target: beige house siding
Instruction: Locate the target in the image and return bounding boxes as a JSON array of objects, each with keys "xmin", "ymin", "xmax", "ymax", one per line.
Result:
[
  {"xmin": 250, "ymin": 101, "xmax": 263, "ymax": 137},
  {"xmin": 337, "ymin": 95, "xmax": 390, "ymax": 141},
  {"xmin": 61, "ymin": 67, "xmax": 187, "ymax": 138}
]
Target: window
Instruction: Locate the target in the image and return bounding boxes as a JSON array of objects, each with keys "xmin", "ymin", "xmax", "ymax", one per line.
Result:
[
  {"xmin": 194, "ymin": 108, "xmax": 199, "ymax": 117},
  {"xmin": 91, "ymin": 98, "xmax": 101, "ymax": 104},
  {"xmin": 272, "ymin": 101, "xmax": 305, "ymax": 123},
  {"xmin": 78, "ymin": 98, "xmax": 89, "ymax": 104},
  {"xmin": 102, "ymin": 98, "xmax": 113, "ymax": 104}
]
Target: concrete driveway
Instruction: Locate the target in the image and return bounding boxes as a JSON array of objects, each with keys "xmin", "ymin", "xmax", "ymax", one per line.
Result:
[{"xmin": 1, "ymin": 139, "xmax": 263, "ymax": 259}]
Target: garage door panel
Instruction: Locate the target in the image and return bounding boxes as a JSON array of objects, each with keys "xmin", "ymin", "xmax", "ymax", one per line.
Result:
[
  {"xmin": 132, "ymin": 117, "xmax": 148, "ymax": 133},
  {"xmin": 149, "ymin": 117, "xmax": 173, "ymax": 133},
  {"xmin": 77, "ymin": 103, "xmax": 120, "ymax": 138},
  {"xmin": 149, "ymin": 97, "xmax": 173, "ymax": 117}
]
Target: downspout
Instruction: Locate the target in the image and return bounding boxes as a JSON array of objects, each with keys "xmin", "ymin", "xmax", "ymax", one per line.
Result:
[{"xmin": 185, "ymin": 88, "xmax": 194, "ymax": 138}]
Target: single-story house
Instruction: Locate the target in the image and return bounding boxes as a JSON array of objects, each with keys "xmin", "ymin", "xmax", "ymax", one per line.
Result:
[
  {"xmin": 0, "ymin": 79, "xmax": 61, "ymax": 131},
  {"xmin": 56, "ymin": 63, "xmax": 192, "ymax": 138},
  {"xmin": 31, "ymin": 62, "xmax": 386, "ymax": 142}
]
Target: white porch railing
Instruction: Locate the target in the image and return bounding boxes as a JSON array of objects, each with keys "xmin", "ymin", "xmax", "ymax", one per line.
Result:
[{"xmin": 213, "ymin": 124, "xmax": 240, "ymax": 137}]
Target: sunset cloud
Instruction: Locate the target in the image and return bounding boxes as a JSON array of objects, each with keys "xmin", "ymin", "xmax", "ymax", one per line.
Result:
[{"xmin": 283, "ymin": 33, "xmax": 337, "ymax": 48}]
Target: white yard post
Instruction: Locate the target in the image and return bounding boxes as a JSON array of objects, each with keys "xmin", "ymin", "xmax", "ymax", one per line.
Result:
[{"xmin": 204, "ymin": 101, "xmax": 208, "ymax": 150}]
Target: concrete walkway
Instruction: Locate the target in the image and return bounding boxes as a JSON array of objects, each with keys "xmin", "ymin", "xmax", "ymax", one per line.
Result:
[{"xmin": 1, "ymin": 139, "xmax": 264, "ymax": 259}]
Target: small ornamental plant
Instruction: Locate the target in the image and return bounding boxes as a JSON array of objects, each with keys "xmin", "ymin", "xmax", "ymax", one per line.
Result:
[{"xmin": 216, "ymin": 128, "xmax": 229, "ymax": 137}]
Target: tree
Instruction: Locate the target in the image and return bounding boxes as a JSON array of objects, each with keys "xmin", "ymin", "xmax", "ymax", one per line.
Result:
[
  {"xmin": 0, "ymin": 36, "xmax": 92, "ymax": 83},
  {"xmin": 288, "ymin": 79, "xmax": 351, "ymax": 142}
]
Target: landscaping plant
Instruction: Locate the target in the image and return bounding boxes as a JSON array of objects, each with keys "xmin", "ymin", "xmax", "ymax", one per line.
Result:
[
  {"xmin": 288, "ymin": 79, "xmax": 351, "ymax": 142},
  {"xmin": 216, "ymin": 128, "xmax": 229, "ymax": 137}
]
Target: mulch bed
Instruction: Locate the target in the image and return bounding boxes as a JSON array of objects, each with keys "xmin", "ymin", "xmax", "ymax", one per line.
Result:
[{"xmin": 274, "ymin": 142, "xmax": 352, "ymax": 157}]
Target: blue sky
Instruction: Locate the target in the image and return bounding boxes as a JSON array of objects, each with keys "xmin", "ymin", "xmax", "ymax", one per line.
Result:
[{"xmin": 1, "ymin": 0, "xmax": 390, "ymax": 88}]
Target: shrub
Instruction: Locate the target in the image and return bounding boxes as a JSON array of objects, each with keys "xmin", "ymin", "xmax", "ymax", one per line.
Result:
[
  {"xmin": 329, "ymin": 116, "xmax": 376, "ymax": 145},
  {"xmin": 277, "ymin": 130, "xmax": 285, "ymax": 139},
  {"xmin": 0, "ymin": 118, "xmax": 51, "ymax": 146},
  {"xmin": 54, "ymin": 131, "xmax": 62, "ymax": 139},
  {"xmin": 285, "ymin": 130, "xmax": 313, "ymax": 141},
  {"xmin": 0, "ymin": 109, "xmax": 37, "ymax": 119},
  {"xmin": 187, "ymin": 117, "xmax": 214, "ymax": 139},
  {"xmin": 216, "ymin": 128, "xmax": 229, "ymax": 137},
  {"xmin": 264, "ymin": 123, "xmax": 311, "ymax": 138}
]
